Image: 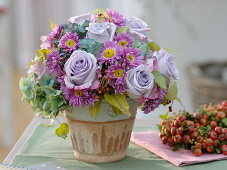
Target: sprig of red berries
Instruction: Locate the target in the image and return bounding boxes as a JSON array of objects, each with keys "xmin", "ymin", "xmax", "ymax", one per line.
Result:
[{"xmin": 159, "ymin": 101, "xmax": 227, "ymax": 156}]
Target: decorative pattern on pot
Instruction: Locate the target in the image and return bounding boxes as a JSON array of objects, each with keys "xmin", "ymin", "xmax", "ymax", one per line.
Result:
[{"xmin": 66, "ymin": 116, "xmax": 135, "ymax": 163}]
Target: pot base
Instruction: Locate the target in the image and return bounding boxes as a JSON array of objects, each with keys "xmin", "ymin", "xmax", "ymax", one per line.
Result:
[{"xmin": 74, "ymin": 151, "xmax": 126, "ymax": 163}]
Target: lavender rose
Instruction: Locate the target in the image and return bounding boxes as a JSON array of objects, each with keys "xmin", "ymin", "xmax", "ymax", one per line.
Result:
[
  {"xmin": 68, "ymin": 13, "xmax": 94, "ymax": 25},
  {"xmin": 86, "ymin": 22, "xmax": 117, "ymax": 43},
  {"xmin": 156, "ymin": 49, "xmax": 179, "ymax": 80},
  {"xmin": 126, "ymin": 17, "xmax": 151, "ymax": 42},
  {"xmin": 126, "ymin": 65, "xmax": 154, "ymax": 99},
  {"xmin": 64, "ymin": 50, "xmax": 98, "ymax": 89}
]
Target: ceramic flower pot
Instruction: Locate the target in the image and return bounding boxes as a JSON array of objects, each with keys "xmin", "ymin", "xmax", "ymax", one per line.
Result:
[{"xmin": 65, "ymin": 99, "xmax": 137, "ymax": 163}]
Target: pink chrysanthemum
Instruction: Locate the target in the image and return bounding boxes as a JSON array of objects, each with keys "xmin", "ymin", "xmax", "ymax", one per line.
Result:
[
  {"xmin": 114, "ymin": 33, "xmax": 133, "ymax": 48},
  {"xmin": 141, "ymin": 89, "xmax": 167, "ymax": 114},
  {"xmin": 106, "ymin": 8, "xmax": 125, "ymax": 27},
  {"xmin": 107, "ymin": 64, "xmax": 126, "ymax": 93},
  {"xmin": 59, "ymin": 32, "xmax": 80, "ymax": 52},
  {"xmin": 98, "ymin": 41, "xmax": 122, "ymax": 64},
  {"xmin": 123, "ymin": 47, "xmax": 144, "ymax": 68},
  {"xmin": 46, "ymin": 51, "xmax": 61, "ymax": 74},
  {"xmin": 63, "ymin": 88, "xmax": 97, "ymax": 107}
]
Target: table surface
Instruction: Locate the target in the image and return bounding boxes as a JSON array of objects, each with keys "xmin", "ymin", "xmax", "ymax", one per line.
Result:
[
  {"xmin": 3, "ymin": 117, "xmax": 158, "ymax": 165},
  {"xmin": 3, "ymin": 117, "xmax": 227, "ymax": 170}
]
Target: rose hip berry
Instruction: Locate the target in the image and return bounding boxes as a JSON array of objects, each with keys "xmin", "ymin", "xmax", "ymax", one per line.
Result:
[
  {"xmin": 193, "ymin": 149, "xmax": 202, "ymax": 156},
  {"xmin": 206, "ymin": 145, "xmax": 215, "ymax": 153},
  {"xmin": 200, "ymin": 118, "xmax": 207, "ymax": 126},
  {"xmin": 218, "ymin": 134, "xmax": 225, "ymax": 141},
  {"xmin": 196, "ymin": 136, "xmax": 204, "ymax": 143},
  {"xmin": 176, "ymin": 127, "xmax": 184, "ymax": 136},
  {"xmin": 215, "ymin": 127, "xmax": 222, "ymax": 134},
  {"xmin": 213, "ymin": 139, "xmax": 219, "ymax": 147},
  {"xmin": 171, "ymin": 127, "xmax": 177, "ymax": 136},
  {"xmin": 182, "ymin": 135, "xmax": 190, "ymax": 144},
  {"xmin": 173, "ymin": 135, "xmax": 182, "ymax": 143},
  {"xmin": 210, "ymin": 121, "xmax": 218, "ymax": 129},
  {"xmin": 206, "ymin": 138, "xmax": 213, "ymax": 146},
  {"xmin": 174, "ymin": 120, "xmax": 182, "ymax": 127},
  {"xmin": 161, "ymin": 136, "xmax": 168, "ymax": 144},
  {"xmin": 209, "ymin": 131, "xmax": 218, "ymax": 140}
]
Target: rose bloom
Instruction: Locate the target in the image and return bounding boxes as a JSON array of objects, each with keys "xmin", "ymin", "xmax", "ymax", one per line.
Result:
[
  {"xmin": 64, "ymin": 50, "xmax": 98, "ymax": 89},
  {"xmin": 86, "ymin": 22, "xmax": 117, "ymax": 43},
  {"xmin": 126, "ymin": 17, "xmax": 151, "ymax": 42},
  {"xmin": 126, "ymin": 65, "xmax": 154, "ymax": 99},
  {"xmin": 68, "ymin": 13, "xmax": 94, "ymax": 25}
]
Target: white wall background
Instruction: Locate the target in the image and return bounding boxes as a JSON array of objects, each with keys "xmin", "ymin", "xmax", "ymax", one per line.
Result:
[{"xmin": 6, "ymin": 0, "xmax": 227, "ymax": 121}]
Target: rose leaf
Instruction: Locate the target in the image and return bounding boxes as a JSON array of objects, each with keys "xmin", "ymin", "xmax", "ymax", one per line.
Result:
[
  {"xmin": 55, "ymin": 123, "xmax": 69, "ymax": 139},
  {"xmin": 89, "ymin": 100, "xmax": 102, "ymax": 118},
  {"xmin": 165, "ymin": 78, "xmax": 178, "ymax": 100},
  {"xmin": 148, "ymin": 41, "xmax": 160, "ymax": 51},
  {"xmin": 116, "ymin": 26, "xmax": 128, "ymax": 33},
  {"xmin": 152, "ymin": 70, "xmax": 167, "ymax": 89},
  {"xmin": 159, "ymin": 111, "xmax": 169, "ymax": 120},
  {"xmin": 104, "ymin": 93, "xmax": 131, "ymax": 116}
]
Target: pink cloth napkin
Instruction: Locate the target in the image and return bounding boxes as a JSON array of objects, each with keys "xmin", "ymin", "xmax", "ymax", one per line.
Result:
[{"xmin": 130, "ymin": 131, "xmax": 227, "ymax": 166}]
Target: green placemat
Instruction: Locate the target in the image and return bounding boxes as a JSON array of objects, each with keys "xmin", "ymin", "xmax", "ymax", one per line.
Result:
[{"xmin": 11, "ymin": 124, "xmax": 227, "ymax": 170}]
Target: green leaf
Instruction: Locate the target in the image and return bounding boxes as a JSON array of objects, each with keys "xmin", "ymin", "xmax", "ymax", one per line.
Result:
[
  {"xmin": 173, "ymin": 143, "xmax": 182, "ymax": 151},
  {"xmin": 215, "ymin": 147, "xmax": 221, "ymax": 154},
  {"xmin": 152, "ymin": 70, "xmax": 167, "ymax": 89},
  {"xmin": 39, "ymin": 74, "xmax": 54, "ymax": 87},
  {"xmin": 116, "ymin": 26, "xmax": 128, "ymax": 33},
  {"xmin": 79, "ymin": 39, "xmax": 103, "ymax": 56},
  {"xmin": 40, "ymin": 123, "xmax": 53, "ymax": 127},
  {"xmin": 89, "ymin": 100, "xmax": 102, "ymax": 118},
  {"xmin": 148, "ymin": 41, "xmax": 160, "ymax": 51},
  {"xmin": 164, "ymin": 48, "xmax": 180, "ymax": 53},
  {"xmin": 104, "ymin": 93, "xmax": 131, "ymax": 116},
  {"xmin": 176, "ymin": 97, "xmax": 184, "ymax": 107},
  {"xmin": 222, "ymin": 118, "xmax": 227, "ymax": 126},
  {"xmin": 165, "ymin": 78, "xmax": 178, "ymax": 100},
  {"xmin": 133, "ymin": 38, "xmax": 142, "ymax": 48},
  {"xmin": 140, "ymin": 44, "xmax": 150, "ymax": 56},
  {"xmin": 55, "ymin": 123, "xmax": 69, "ymax": 139},
  {"xmin": 35, "ymin": 49, "xmax": 51, "ymax": 62},
  {"xmin": 93, "ymin": 8, "xmax": 105, "ymax": 14},
  {"xmin": 19, "ymin": 75, "xmax": 36, "ymax": 101},
  {"xmin": 50, "ymin": 20, "xmax": 57, "ymax": 30},
  {"xmin": 112, "ymin": 106, "xmax": 122, "ymax": 115},
  {"xmin": 157, "ymin": 124, "xmax": 162, "ymax": 131},
  {"xmin": 159, "ymin": 111, "xmax": 169, "ymax": 120}
]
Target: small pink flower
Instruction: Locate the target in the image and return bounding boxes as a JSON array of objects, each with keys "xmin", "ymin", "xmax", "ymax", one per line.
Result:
[
  {"xmin": 123, "ymin": 47, "xmax": 143, "ymax": 68},
  {"xmin": 106, "ymin": 8, "xmax": 125, "ymax": 27},
  {"xmin": 98, "ymin": 41, "xmax": 122, "ymax": 64},
  {"xmin": 114, "ymin": 33, "xmax": 133, "ymax": 48},
  {"xmin": 59, "ymin": 32, "xmax": 80, "ymax": 53}
]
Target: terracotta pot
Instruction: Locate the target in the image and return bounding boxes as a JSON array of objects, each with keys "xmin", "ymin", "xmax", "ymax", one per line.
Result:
[{"xmin": 65, "ymin": 99, "xmax": 137, "ymax": 163}]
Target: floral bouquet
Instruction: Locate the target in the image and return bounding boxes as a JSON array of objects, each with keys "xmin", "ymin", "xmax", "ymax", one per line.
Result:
[{"xmin": 20, "ymin": 8, "xmax": 180, "ymax": 138}]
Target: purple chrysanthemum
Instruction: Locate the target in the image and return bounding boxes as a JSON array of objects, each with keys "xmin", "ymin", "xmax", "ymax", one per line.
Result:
[
  {"xmin": 63, "ymin": 88, "xmax": 97, "ymax": 107},
  {"xmin": 114, "ymin": 33, "xmax": 133, "ymax": 48},
  {"xmin": 106, "ymin": 8, "xmax": 125, "ymax": 27},
  {"xmin": 46, "ymin": 51, "xmax": 61, "ymax": 74},
  {"xmin": 59, "ymin": 32, "xmax": 80, "ymax": 52},
  {"xmin": 98, "ymin": 41, "xmax": 122, "ymax": 64},
  {"xmin": 107, "ymin": 64, "xmax": 126, "ymax": 93},
  {"xmin": 123, "ymin": 47, "xmax": 144, "ymax": 68},
  {"xmin": 141, "ymin": 89, "xmax": 167, "ymax": 114}
]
